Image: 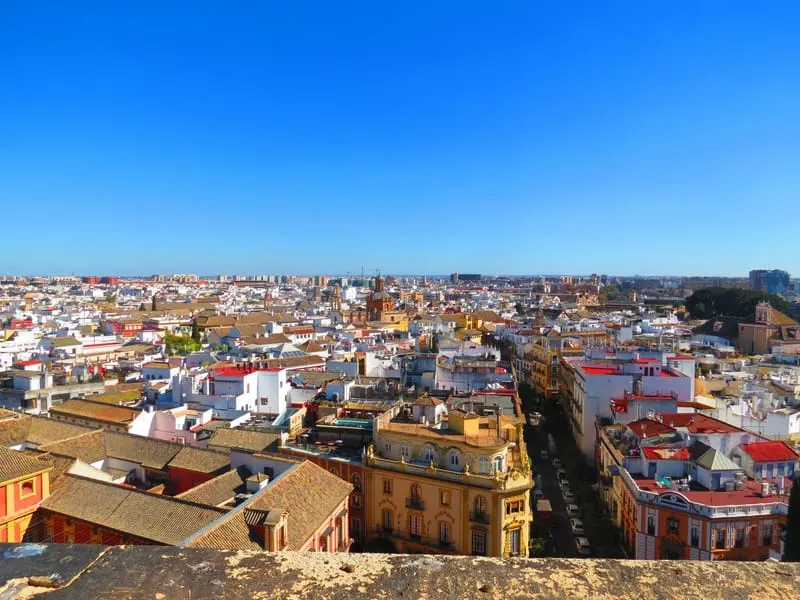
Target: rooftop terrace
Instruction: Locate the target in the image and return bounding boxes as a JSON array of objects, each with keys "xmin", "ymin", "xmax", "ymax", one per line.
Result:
[{"xmin": 0, "ymin": 544, "xmax": 797, "ymax": 599}]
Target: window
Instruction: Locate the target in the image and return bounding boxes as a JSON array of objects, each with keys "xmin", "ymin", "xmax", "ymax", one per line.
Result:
[
  {"xmin": 506, "ymin": 500, "xmax": 524, "ymax": 515},
  {"xmin": 20, "ymin": 479, "xmax": 35, "ymax": 498},
  {"xmin": 352, "ymin": 494, "xmax": 361, "ymax": 509},
  {"xmin": 509, "ymin": 528, "xmax": 521, "ymax": 556},
  {"xmin": 410, "ymin": 483, "xmax": 421, "ymax": 500},
  {"xmin": 493, "ymin": 456, "xmax": 503, "ymax": 473},
  {"xmin": 410, "ymin": 514, "xmax": 423, "ymax": 539},
  {"xmin": 690, "ymin": 526, "xmax": 700, "ymax": 548},
  {"xmin": 383, "ymin": 479, "xmax": 392, "ymax": 494},
  {"xmin": 734, "ymin": 528, "xmax": 745, "ymax": 548},
  {"xmin": 475, "ymin": 495, "xmax": 487, "ymax": 516},
  {"xmin": 279, "ymin": 527, "xmax": 286, "ymax": 550},
  {"xmin": 647, "ymin": 516, "xmax": 655, "ymax": 536},
  {"xmin": 439, "ymin": 522, "xmax": 451, "ymax": 545},
  {"xmin": 382, "ymin": 509, "xmax": 393, "ymax": 532},
  {"xmin": 440, "ymin": 489, "xmax": 451, "ymax": 506},
  {"xmin": 762, "ymin": 525, "xmax": 773, "ymax": 546},
  {"xmin": 715, "ymin": 529, "xmax": 726, "ymax": 549},
  {"xmin": 449, "ymin": 452, "xmax": 461, "ymax": 469},
  {"xmin": 667, "ymin": 518, "xmax": 679, "ymax": 535},
  {"xmin": 471, "ymin": 529, "xmax": 487, "ymax": 556},
  {"xmin": 384, "ymin": 442, "xmax": 392, "ymax": 454},
  {"xmin": 351, "ymin": 473, "xmax": 362, "ymax": 493},
  {"xmin": 400, "ymin": 444, "xmax": 410, "ymax": 460},
  {"xmin": 424, "ymin": 445, "xmax": 435, "ymax": 463},
  {"xmin": 352, "ymin": 519, "xmax": 361, "ymax": 539},
  {"xmin": 479, "ymin": 457, "xmax": 490, "ymax": 474}
]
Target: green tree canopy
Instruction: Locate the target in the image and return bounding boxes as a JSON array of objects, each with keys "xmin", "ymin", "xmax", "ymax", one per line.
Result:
[
  {"xmin": 164, "ymin": 333, "xmax": 200, "ymax": 355},
  {"xmin": 685, "ymin": 287, "xmax": 792, "ymax": 319}
]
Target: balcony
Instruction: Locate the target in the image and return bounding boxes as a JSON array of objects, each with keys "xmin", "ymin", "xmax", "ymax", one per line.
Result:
[
  {"xmin": 381, "ymin": 528, "xmax": 457, "ymax": 553},
  {"xmin": 470, "ymin": 511, "xmax": 490, "ymax": 524},
  {"xmin": 406, "ymin": 497, "xmax": 425, "ymax": 511}
]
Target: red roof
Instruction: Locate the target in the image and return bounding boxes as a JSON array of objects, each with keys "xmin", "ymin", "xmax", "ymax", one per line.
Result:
[
  {"xmin": 642, "ymin": 447, "xmax": 690, "ymax": 461},
  {"xmin": 633, "ymin": 476, "xmax": 793, "ymax": 506},
  {"xmin": 581, "ymin": 366, "xmax": 619, "ymax": 376},
  {"xmin": 655, "ymin": 413, "xmax": 746, "ymax": 435},
  {"xmin": 16, "ymin": 359, "xmax": 41, "ymax": 366},
  {"xmin": 659, "ymin": 370, "xmax": 678, "ymax": 377},
  {"xmin": 739, "ymin": 441, "xmax": 799, "ymax": 462},
  {"xmin": 627, "ymin": 418, "xmax": 677, "ymax": 439},
  {"xmin": 633, "ymin": 357, "xmax": 659, "ymax": 364}
]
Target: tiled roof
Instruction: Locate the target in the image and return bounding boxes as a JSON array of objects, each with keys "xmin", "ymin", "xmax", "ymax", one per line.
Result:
[
  {"xmin": 41, "ymin": 475, "xmax": 226, "ymax": 545},
  {"xmin": 186, "ymin": 461, "xmax": 352, "ymax": 551},
  {"xmin": 656, "ymin": 413, "xmax": 745, "ymax": 435},
  {"xmin": 207, "ymin": 429, "xmax": 280, "ymax": 453},
  {"xmin": 167, "ymin": 446, "xmax": 230, "ymax": 474},
  {"xmin": 0, "ymin": 446, "xmax": 51, "ymax": 482},
  {"xmin": 176, "ymin": 466, "xmax": 251, "ymax": 506},
  {"xmin": 104, "ymin": 431, "xmax": 183, "ymax": 470},
  {"xmin": 739, "ymin": 441, "xmax": 799, "ymax": 462},
  {"xmin": 38, "ymin": 430, "xmax": 108, "ymax": 463},
  {"xmin": 0, "ymin": 414, "xmax": 95, "ymax": 448},
  {"xmin": 49, "ymin": 399, "xmax": 140, "ymax": 425},
  {"xmin": 626, "ymin": 419, "xmax": 677, "ymax": 439}
]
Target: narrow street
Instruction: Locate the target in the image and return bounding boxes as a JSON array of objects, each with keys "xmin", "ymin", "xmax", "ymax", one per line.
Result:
[{"xmin": 525, "ymin": 422, "xmax": 578, "ymax": 557}]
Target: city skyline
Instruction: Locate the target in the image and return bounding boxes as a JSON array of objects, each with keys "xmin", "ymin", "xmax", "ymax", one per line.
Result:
[{"xmin": 2, "ymin": 2, "xmax": 800, "ymax": 275}]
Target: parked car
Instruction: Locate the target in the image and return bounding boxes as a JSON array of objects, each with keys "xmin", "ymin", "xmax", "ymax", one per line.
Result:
[
  {"xmin": 566, "ymin": 504, "xmax": 581, "ymax": 518},
  {"xmin": 558, "ymin": 476, "xmax": 570, "ymax": 489},
  {"xmin": 552, "ymin": 457, "xmax": 562, "ymax": 469},
  {"xmin": 562, "ymin": 491, "xmax": 576, "ymax": 504},
  {"xmin": 533, "ymin": 489, "xmax": 545, "ymax": 501},
  {"xmin": 556, "ymin": 468, "xmax": 568, "ymax": 479},
  {"xmin": 570, "ymin": 518, "xmax": 585, "ymax": 535},
  {"xmin": 539, "ymin": 449, "xmax": 549, "ymax": 459},
  {"xmin": 576, "ymin": 536, "xmax": 592, "ymax": 556}
]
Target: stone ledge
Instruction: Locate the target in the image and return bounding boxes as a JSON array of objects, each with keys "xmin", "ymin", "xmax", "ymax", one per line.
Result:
[{"xmin": 1, "ymin": 544, "xmax": 798, "ymax": 599}]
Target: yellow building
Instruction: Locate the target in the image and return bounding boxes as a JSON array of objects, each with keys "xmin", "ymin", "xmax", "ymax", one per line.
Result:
[{"xmin": 364, "ymin": 400, "xmax": 533, "ymax": 557}]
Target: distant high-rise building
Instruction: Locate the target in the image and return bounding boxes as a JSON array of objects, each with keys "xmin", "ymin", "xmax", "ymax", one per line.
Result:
[{"xmin": 749, "ymin": 269, "xmax": 790, "ymax": 295}]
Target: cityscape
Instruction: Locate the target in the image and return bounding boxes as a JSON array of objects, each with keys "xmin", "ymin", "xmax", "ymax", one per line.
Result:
[
  {"xmin": 3, "ymin": 1, "xmax": 800, "ymax": 597},
  {"xmin": 0, "ymin": 269, "xmax": 798, "ymax": 566}
]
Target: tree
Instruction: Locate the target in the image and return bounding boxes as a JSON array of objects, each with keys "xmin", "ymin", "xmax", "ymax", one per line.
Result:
[
  {"xmin": 191, "ymin": 319, "xmax": 201, "ymax": 343},
  {"xmin": 105, "ymin": 293, "xmax": 117, "ymax": 304},
  {"xmin": 151, "ymin": 296, "xmax": 157, "ymax": 311},
  {"xmin": 164, "ymin": 334, "xmax": 200, "ymax": 355},
  {"xmin": 785, "ymin": 475, "xmax": 800, "ymax": 561},
  {"xmin": 685, "ymin": 287, "xmax": 792, "ymax": 320}
]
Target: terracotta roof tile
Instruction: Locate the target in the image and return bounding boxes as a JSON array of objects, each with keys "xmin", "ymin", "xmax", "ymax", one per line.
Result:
[
  {"xmin": 0, "ymin": 446, "xmax": 52, "ymax": 482},
  {"xmin": 41, "ymin": 475, "xmax": 226, "ymax": 544}
]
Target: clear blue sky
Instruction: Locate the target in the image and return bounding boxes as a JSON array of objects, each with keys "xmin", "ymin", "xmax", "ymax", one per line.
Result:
[{"xmin": 1, "ymin": 1, "xmax": 799, "ymax": 277}]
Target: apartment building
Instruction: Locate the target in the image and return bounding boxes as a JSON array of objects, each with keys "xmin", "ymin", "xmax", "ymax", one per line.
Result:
[
  {"xmin": 560, "ymin": 352, "xmax": 695, "ymax": 459},
  {"xmin": 596, "ymin": 414, "xmax": 795, "ymax": 561},
  {"xmin": 365, "ymin": 398, "xmax": 533, "ymax": 557}
]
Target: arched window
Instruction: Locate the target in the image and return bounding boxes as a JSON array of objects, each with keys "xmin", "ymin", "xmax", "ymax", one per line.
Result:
[
  {"xmin": 400, "ymin": 444, "xmax": 410, "ymax": 460},
  {"xmin": 351, "ymin": 473, "xmax": 362, "ymax": 492},
  {"xmin": 448, "ymin": 451, "xmax": 461, "ymax": 470},
  {"xmin": 479, "ymin": 457, "xmax": 490, "ymax": 474},
  {"xmin": 493, "ymin": 456, "xmax": 504, "ymax": 474}
]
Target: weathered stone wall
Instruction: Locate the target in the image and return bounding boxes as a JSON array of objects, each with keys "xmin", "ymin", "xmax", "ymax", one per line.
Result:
[{"xmin": 0, "ymin": 544, "xmax": 798, "ymax": 599}]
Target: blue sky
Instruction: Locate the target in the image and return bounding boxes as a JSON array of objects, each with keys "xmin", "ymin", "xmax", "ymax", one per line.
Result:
[{"xmin": 1, "ymin": 1, "xmax": 799, "ymax": 277}]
